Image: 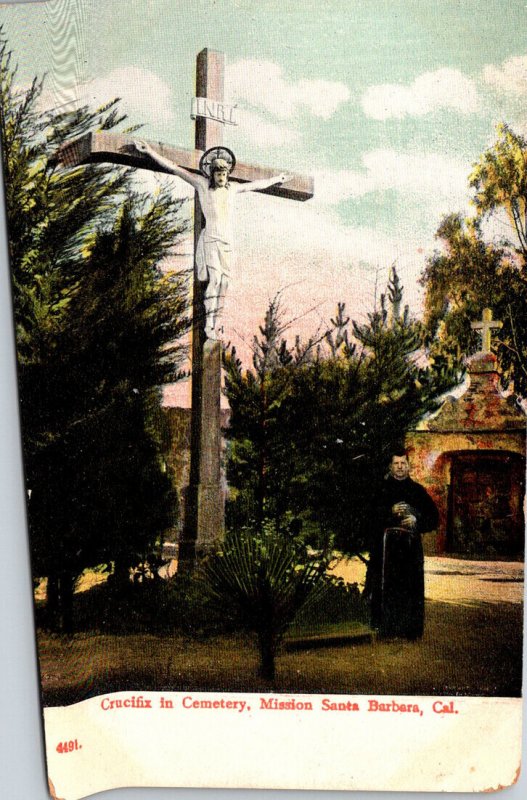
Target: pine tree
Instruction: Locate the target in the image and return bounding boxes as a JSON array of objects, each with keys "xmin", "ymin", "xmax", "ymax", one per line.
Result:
[
  {"xmin": 302, "ymin": 270, "xmax": 442, "ymax": 555},
  {"xmin": 223, "ymin": 271, "xmax": 448, "ymax": 558},
  {"xmin": 223, "ymin": 295, "xmax": 297, "ymax": 530},
  {"xmin": 1, "ymin": 33, "xmax": 190, "ymax": 629}
]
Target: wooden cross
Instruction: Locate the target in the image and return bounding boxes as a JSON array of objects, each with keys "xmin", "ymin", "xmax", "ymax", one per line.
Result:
[
  {"xmin": 471, "ymin": 308, "xmax": 503, "ymax": 354},
  {"xmin": 58, "ymin": 48, "xmax": 313, "ymax": 570}
]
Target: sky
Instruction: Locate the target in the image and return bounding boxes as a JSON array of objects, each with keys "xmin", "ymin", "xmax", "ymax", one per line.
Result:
[{"xmin": 2, "ymin": 0, "xmax": 527, "ymax": 404}]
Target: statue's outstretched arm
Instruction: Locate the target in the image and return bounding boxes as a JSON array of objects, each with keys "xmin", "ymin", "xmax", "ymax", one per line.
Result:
[
  {"xmin": 236, "ymin": 172, "xmax": 291, "ymax": 193},
  {"xmin": 133, "ymin": 140, "xmax": 202, "ymax": 189}
]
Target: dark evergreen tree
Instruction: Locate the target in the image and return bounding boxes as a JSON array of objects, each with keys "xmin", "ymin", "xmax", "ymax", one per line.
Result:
[
  {"xmin": 223, "ymin": 294, "xmax": 313, "ymax": 531},
  {"xmin": 223, "ymin": 271, "xmax": 449, "ymax": 559},
  {"xmin": 0, "ymin": 33, "xmax": 190, "ymax": 629},
  {"xmin": 299, "ymin": 269, "xmax": 451, "ymax": 556}
]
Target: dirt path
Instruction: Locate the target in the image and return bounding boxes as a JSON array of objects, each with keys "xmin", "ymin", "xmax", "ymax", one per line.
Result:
[{"xmin": 332, "ymin": 556, "xmax": 524, "ymax": 606}]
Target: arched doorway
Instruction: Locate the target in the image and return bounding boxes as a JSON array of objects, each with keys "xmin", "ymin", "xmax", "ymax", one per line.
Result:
[{"xmin": 447, "ymin": 450, "xmax": 525, "ymax": 558}]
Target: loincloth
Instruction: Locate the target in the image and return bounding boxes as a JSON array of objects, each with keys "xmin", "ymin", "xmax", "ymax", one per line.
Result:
[{"xmin": 196, "ymin": 233, "xmax": 232, "ymax": 281}]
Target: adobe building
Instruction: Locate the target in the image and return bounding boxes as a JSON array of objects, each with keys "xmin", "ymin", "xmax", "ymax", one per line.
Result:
[{"xmin": 406, "ymin": 311, "xmax": 526, "ymax": 558}]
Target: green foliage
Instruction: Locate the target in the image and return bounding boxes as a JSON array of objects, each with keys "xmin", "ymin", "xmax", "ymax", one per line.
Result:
[
  {"xmin": 0, "ymin": 32, "xmax": 190, "ymax": 629},
  {"xmin": 291, "ymin": 574, "xmax": 367, "ymax": 631},
  {"xmin": 203, "ymin": 523, "xmax": 331, "ymax": 679},
  {"xmin": 469, "ymin": 123, "xmax": 527, "ymax": 258},
  {"xmin": 57, "ymin": 573, "xmax": 231, "ymax": 637},
  {"xmin": 422, "ymin": 123, "xmax": 527, "ymax": 395},
  {"xmin": 326, "ymin": 302, "xmax": 354, "ymax": 358},
  {"xmin": 301, "ymin": 269, "xmax": 451, "ymax": 552},
  {"xmin": 223, "ymin": 270, "xmax": 451, "ymax": 558},
  {"xmin": 223, "ymin": 293, "xmax": 326, "ymax": 532},
  {"xmin": 421, "ymin": 212, "xmax": 527, "ymax": 394}
]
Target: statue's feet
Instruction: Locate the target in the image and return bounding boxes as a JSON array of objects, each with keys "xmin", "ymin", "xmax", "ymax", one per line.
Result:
[{"xmin": 204, "ymin": 325, "xmax": 218, "ymax": 341}]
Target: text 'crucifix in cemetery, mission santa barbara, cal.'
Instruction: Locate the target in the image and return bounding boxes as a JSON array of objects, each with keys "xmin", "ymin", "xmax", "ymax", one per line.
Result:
[{"xmin": 57, "ymin": 48, "xmax": 314, "ymax": 568}]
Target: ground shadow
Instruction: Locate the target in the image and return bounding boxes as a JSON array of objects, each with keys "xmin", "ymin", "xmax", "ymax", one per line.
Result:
[{"xmin": 38, "ymin": 596, "xmax": 523, "ymax": 706}]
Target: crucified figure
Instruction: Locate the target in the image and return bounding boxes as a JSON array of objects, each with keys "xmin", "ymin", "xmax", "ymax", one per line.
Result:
[{"xmin": 134, "ymin": 140, "xmax": 290, "ymax": 340}]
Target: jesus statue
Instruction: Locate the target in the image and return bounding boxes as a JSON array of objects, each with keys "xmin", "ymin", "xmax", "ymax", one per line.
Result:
[{"xmin": 134, "ymin": 140, "xmax": 290, "ymax": 339}]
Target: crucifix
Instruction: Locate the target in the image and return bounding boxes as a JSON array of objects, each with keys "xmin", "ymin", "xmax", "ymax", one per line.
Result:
[
  {"xmin": 471, "ymin": 307, "xmax": 503, "ymax": 354},
  {"xmin": 58, "ymin": 48, "xmax": 313, "ymax": 571}
]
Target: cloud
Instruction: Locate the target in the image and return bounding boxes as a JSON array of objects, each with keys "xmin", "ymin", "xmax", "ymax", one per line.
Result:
[
  {"xmin": 313, "ymin": 150, "xmax": 469, "ymax": 208},
  {"xmin": 79, "ymin": 67, "xmax": 175, "ymax": 124},
  {"xmin": 36, "ymin": 66, "xmax": 175, "ymax": 126},
  {"xmin": 226, "ymin": 60, "xmax": 350, "ymax": 120},
  {"xmin": 158, "ymin": 183, "xmax": 430, "ymax": 369},
  {"xmin": 361, "ymin": 68, "xmax": 481, "ymax": 120},
  {"xmin": 229, "ymin": 108, "xmax": 300, "ymax": 149},
  {"xmin": 482, "ymin": 55, "xmax": 527, "ymax": 96}
]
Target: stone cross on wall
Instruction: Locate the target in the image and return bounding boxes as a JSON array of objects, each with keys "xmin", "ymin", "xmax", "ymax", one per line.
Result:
[
  {"xmin": 471, "ymin": 308, "xmax": 503, "ymax": 354},
  {"xmin": 57, "ymin": 48, "xmax": 314, "ymax": 571}
]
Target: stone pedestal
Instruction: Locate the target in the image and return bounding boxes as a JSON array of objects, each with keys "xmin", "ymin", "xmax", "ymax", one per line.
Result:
[
  {"xmin": 179, "ymin": 340, "xmax": 224, "ymax": 570},
  {"xmin": 196, "ymin": 340, "xmax": 224, "ymax": 552}
]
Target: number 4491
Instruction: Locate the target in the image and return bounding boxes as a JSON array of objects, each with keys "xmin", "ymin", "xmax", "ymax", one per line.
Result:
[{"xmin": 56, "ymin": 739, "xmax": 81, "ymax": 754}]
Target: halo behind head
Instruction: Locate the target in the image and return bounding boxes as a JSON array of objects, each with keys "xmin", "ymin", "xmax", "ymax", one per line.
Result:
[{"xmin": 200, "ymin": 146, "xmax": 236, "ymax": 179}]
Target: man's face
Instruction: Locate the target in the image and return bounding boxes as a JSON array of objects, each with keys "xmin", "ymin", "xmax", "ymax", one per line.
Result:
[
  {"xmin": 390, "ymin": 455, "xmax": 410, "ymax": 480},
  {"xmin": 213, "ymin": 167, "xmax": 229, "ymax": 187}
]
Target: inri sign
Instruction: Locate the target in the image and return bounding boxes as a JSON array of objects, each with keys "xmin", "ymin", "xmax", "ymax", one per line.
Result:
[{"xmin": 191, "ymin": 96, "xmax": 238, "ymax": 126}]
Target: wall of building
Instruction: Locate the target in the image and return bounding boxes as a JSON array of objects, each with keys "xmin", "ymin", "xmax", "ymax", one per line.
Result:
[{"xmin": 406, "ymin": 430, "xmax": 526, "ymax": 554}]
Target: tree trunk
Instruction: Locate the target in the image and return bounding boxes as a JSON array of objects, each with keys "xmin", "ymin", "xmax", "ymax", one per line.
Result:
[
  {"xmin": 111, "ymin": 559, "xmax": 131, "ymax": 592},
  {"xmin": 46, "ymin": 572, "xmax": 75, "ymax": 632},
  {"xmin": 257, "ymin": 630, "xmax": 276, "ymax": 681},
  {"xmin": 59, "ymin": 573, "xmax": 75, "ymax": 634},
  {"xmin": 46, "ymin": 573, "xmax": 60, "ymax": 630}
]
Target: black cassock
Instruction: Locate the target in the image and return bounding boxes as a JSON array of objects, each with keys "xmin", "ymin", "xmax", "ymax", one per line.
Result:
[{"xmin": 369, "ymin": 476, "xmax": 438, "ymax": 639}]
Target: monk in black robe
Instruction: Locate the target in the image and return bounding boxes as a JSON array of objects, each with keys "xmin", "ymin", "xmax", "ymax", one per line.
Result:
[{"xmin": 369, "ymin": 451, "xmax": 438, "ymax": 639}]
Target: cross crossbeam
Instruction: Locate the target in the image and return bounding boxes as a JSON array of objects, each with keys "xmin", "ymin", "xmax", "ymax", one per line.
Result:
[
  {"xmin": 471, "ymin": 307, "xmax": 503, "ymax": 354},
  {"xmin": 57, "ymin": 131, "xmax": 314, "ymax": 202}
]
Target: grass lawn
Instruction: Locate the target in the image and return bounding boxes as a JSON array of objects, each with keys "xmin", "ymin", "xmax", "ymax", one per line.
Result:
[
  {"xmin": 37, "ymin": 598, "xmax": 522, "ymax": 706},
  {"xmin": 284, "ymin": 620, "xmax": 372, "ymax": 651}
]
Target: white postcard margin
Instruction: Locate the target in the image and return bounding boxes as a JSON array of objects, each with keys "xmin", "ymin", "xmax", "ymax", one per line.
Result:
[{"xmin": 45, "ymin": 691, "xmax": 521, "ymax": 798}]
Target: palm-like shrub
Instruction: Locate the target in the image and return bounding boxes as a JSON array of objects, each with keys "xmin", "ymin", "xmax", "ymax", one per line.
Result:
[{"xmin": 202, "ymin": 524, "xmax": 331, "ymax": 680}]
